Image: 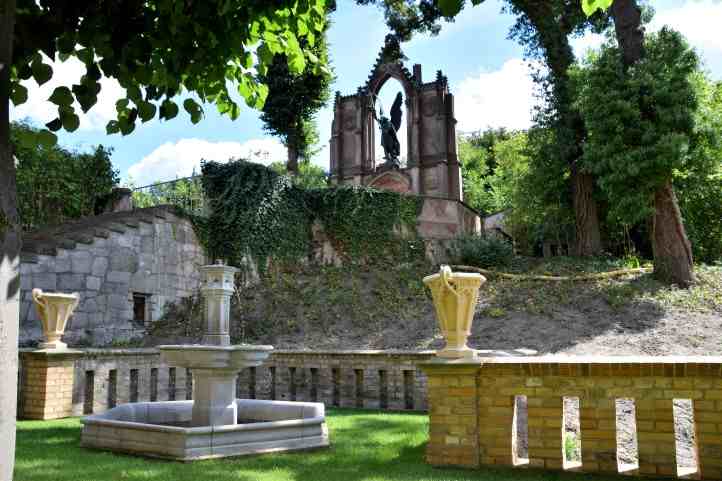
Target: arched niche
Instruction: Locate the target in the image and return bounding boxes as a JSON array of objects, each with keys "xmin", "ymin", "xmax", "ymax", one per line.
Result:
[{"xmin": 329, "ymin": 35, "xmax": 462, "ymax": 202}]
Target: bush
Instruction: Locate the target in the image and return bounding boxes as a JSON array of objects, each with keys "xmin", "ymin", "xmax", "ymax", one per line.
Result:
[{"xmin": 452, "ymin": 234, "xmax": 513, "ymax": 268}]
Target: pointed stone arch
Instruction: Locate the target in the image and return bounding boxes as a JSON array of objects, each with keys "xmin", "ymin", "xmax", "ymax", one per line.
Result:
[{"xmin": 329, "ymin": 35, "xmax": 462, "ymax": 202}]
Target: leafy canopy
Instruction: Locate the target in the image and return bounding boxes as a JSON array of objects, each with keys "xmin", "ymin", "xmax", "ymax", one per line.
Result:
[
  {"xmin": 577, "ymin": 28, "xmax": 700, "ymax": 225},
  {"xmin": 10, "ymin": 0, "xmax": 329, "ymax": 145}
]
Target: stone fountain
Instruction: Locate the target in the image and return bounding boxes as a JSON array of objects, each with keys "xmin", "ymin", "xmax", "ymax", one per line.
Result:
[{"xmin": 81, "ymin": 262, "xmax": 329, "ymax": 460}]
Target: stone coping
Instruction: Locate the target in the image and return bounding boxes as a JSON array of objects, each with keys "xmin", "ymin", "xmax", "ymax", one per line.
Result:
[
  {"xmin": 20, "ymin": 348, "xmax": 722, "ymax": 364},
  {"xmin": 82, "ymin": 415, "xmax": 326, "ymax": 434},
  {"xmin": 20, "ymin": 347, "xmax": 437, "ymax": 356},
  {"xmin": 158, "ymin": 344, "xmax": 274, "ymax": 352}
]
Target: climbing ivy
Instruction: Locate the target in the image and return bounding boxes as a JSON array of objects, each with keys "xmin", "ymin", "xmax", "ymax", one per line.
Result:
[{"xmin": 193, "ymin": 160, "xmax": 423, "ymax": 271}]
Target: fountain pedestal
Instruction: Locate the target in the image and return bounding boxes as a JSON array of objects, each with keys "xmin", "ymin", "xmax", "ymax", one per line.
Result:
[{"xmin": 159, "ymin": 344, "xmax": 272, "ymax": 426}]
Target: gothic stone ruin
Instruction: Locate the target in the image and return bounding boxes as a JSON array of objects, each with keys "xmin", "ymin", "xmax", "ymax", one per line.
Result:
[{"xmin": 330, "ymin": 36, "xmax": 463, "ymax": 202}]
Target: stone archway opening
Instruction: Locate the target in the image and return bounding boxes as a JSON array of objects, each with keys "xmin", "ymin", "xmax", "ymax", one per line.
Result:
[{"xmin": 372, "ymin": 77, "xmax": 408, "ymax": 168}]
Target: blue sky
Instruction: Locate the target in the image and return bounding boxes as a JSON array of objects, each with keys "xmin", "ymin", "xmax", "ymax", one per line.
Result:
[{"xmin": 11, "ymin": 0, "xmax": 722, "ymax": 186}]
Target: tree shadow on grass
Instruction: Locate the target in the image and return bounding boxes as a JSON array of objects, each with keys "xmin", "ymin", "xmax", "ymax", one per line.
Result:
[{"xmin": 17, "ymin": 412, "xmax": 639, "ymax": 481}]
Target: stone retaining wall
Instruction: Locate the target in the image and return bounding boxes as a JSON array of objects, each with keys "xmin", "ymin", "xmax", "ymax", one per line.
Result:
[
  {"xmin": 20, "ymin": 210, "xmax": 205, "ymax": 346},
  {"xmin": 17, "ymin": 349, "xmax": 434, "ymax": 418},
  {"xmin": 422, "ymin": 357, "xmax": 722, "ymax": 480}
]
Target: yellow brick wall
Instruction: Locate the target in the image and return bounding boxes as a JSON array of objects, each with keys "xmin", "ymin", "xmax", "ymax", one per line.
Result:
[
  {"xmin": 20, "ymin": 352, "xmax": 80, "ymax": 420},
  {"xmin": 422, "ymin": 358, "xmax": 722, "ymax": 480}
]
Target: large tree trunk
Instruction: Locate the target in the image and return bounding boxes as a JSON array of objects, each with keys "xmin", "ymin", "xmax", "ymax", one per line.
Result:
[
  {"xmin": 652, "ymin": 181, "xmax": 694, "ymax": 286},
  {"xmin": 571, "ymin": 167, "xmax": 603, "ymax": 256},
  {"xmin": 610, "ymin": 0, "xmax": 645, "ymax": 68},
  {"xmin": 611, "ymin": 0, "xmax": 695, "ymax": 285},
  {"xmin": 517, "ymin": 1, "xmax": 603, "ymax": 257},
  {"xmin": 287, "ymin": 144, "xmax": 298, "ymax": 176},
  {"xmin": 0, "ymin": 1, "xmax": 19, "ymax": 479}
]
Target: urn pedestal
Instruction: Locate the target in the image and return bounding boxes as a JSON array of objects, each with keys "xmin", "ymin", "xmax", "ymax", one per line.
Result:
[{"xmin": 423, "ymin": 265, "xmax": 485, "ymax": 360}]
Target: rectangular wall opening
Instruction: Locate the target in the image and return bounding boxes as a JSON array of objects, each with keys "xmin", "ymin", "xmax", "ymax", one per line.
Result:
[
  {"xmin": 249, "ymin": 367, "xmax": 256, "ymax": 399},
  {"xmin": 563, "ymin": 397, "xmax": 582, "ymax": 470},
  {"xmin": 150, "ymin": 367, "xmax": 158, "ymax": 402},
  {"xmin": 168, "ymin": 367, "xmax": 176, "ymax": 401},
  {"xmin": 289, "ymin": 367, "xmax": 297, "ymax": 401},
  {"xmin": 379, "ymin": 370, "xmax": 388, "ymax": 409},
  {"xmin": 132, "ymin": 293, "xmax": 151, "ymax": 325},
  {"xmin": 107, "ymin": 369, "xmax": 117, "ymax": 409},
  {"xmin": 185, "ymin": 368, "xmax": 193, "ymax": 400},
  {"xmin": 512, "ymin": 395, "xmax": 529, "ymax": 466},
  {"xmin": 310, "ymin": 368, "xmax": 319, "ymax": 402},
  {"xmin": 83, "ymin": 370, "xmax": 95, "ymax": 415},
  {"xmin": 332, "ymin": 368, "xmax": 340, "ymax": 407},
  {"xmin": 616, "ymin": 398, "xmax": 640, "ymax": 473},
  {"xmin": 236, "ymin": 371, "xmax": 242, "ymax": 399},
  {"xmin": 129, "ymin": 369, "xmax": 139, "ymax": 403},
  {"xmin": 403, "ymin": 370, "xmax": 414, "ymax": 410},
  {"xmin": 354, "ymin": 369, "xmax": 364, "ymax": 408},
  {"xmin": 673, "ymin": 399, "xmax": 701, "ymax": 479},
  {"xmin": 269, "ymin": 367, "xmax": 277, "ymax": 400}
]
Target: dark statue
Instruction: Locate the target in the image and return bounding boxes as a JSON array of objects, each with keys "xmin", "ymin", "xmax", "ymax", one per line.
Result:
[{"xmin": 371, "ymin": 92, "xmax": 403, "ymax": 168}]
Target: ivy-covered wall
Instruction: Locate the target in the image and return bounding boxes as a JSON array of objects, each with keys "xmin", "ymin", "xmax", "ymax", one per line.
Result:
[{"xmin": 192, "ymin": 160, "xmax": 428, "ymax": 271}]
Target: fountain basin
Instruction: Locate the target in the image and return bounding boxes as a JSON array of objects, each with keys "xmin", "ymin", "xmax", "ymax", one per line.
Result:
[
  {"xmin": 80, "ymin": 399, "xmax": 329, "ymax": 460},
  {"xmin": 159, "ymin": 344, "xmax": 273, "ymax": 370}
]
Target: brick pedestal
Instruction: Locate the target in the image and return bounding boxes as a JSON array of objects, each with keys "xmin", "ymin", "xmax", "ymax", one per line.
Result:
[
  {"xmin": 20, "ymin": 350, "xmax": 81, "ymax": 420},
  {"xmin": 421, "ymin": 361, "xmax": 481, "ymax": 468}
]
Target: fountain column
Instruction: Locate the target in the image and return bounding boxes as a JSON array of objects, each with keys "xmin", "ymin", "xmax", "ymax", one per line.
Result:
[{"xmin": 200, "ymin": 263, "xmax": 236, "ymax": 346}]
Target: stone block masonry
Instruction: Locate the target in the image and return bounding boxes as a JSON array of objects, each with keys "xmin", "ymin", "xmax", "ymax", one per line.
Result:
[
  {"xmin": 422, "ymin": 357, "xmax": 722, "ymax": 480},
  {"xmin": 19, "ymin": 207, "xmax": 206, "ymax": 346},
  {"xmin": 17, "ymin": 349, "xmax": 434, "ymax": 420}
]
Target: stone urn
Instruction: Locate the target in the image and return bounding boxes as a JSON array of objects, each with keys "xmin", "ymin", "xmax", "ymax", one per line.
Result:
[
  {"xmin": 32, "ymin": 288, "xmax": 79, "ymax": 350},
  {"xmin": 423, "ymin": 265, "xmax": 485, "ymax": 360}
]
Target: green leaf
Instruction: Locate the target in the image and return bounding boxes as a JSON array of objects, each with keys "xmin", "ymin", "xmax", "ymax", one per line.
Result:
[
  {"xmin": 10, "ymin": 83, "xmax": 28, "ymax": 106},
  {"xmin": 106, "ymin": 120, "xmax": 120, "ymax": 134},
  {"xmin": 581, "ymin": 0, "xmax": 613, "ymax": 16},
  {"xmin": 31, "ymin": 59, "xmax": 53, "ymax": 85},
  {"xmin": 183, "ymin": 98, "xmax": 203, "ymax": 123},
  {"xmin": 438, "ymin": 0, "xmax": 463, "ymax": 17},
  {"xmin": 116, "ymin": 98, "xmax": 130, "ymax": 111},
  {"xmin": 59, "ymin": 106, "xmax": 80, "ymax": 132},
  {"xmin": 138, "ymin": 101, "xmax": 157, "ymax": 122},
  {"xmin": 159, "ymin": 99, "xmax": 179, "ymax": 120},
  {"xmin": 48, "ymin": 86, "xmax": 74, "ymax": 106},
  {"xmin": 45, "ymin": 118, "xmax": 62, "ymax": 132}
]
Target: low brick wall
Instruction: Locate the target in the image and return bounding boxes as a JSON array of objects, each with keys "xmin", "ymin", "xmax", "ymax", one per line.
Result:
[
  {"xmin": 422, "ymin": 357, "xmax": 722, "ymax": 480},
  {"xmin": 18, "ymin": 349, "xmax": 434, "ymax": 418}
]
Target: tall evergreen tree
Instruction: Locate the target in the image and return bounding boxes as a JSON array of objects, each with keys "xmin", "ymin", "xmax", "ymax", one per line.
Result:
[{"xmin": 258, "ymin": 5, "xmax": 334, "ymax": 175}]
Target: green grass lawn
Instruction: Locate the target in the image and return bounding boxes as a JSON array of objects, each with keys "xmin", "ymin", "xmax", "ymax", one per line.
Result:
[{"xmin": 16, "ymin": 409, "xmax": 628, "ymax": 481}]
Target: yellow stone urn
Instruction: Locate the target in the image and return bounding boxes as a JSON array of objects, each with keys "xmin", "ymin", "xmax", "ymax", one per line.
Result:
[
  {"xmin": 423, "ymin": 265, "xmax": 485, "ymax": 360},
  {"xmin": 32, "ymin": 288, "xmax": 80, "ymax": 350}
]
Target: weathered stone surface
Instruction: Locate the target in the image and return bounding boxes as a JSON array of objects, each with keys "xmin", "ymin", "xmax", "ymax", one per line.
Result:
[
  {"xmin": 86, "ymin": 276, "xmax": 102, "ymax": 291},
  {"xmin": 20, "ymin": 211, "xmax": 206, "ymax": 347},
  {"xmin": 107, "ymin": 271, "xmax": 131, "ymax": 283},
  {"xmin": 71, "ymin": 251, "xmax": 93, "ymax": 274},
  {"xmin": 91, "ymin": 257, "xmax": 109, "ymax": 277},
  {"xmin": 57, "ymin": 273, "xmax": 85, "ymax": 291}
]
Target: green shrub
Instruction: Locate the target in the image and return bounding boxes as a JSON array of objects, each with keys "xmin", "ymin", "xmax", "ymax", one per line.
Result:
[{"xmin": 452, "ymin": 234, "xmax": 513, "ymax": 268}]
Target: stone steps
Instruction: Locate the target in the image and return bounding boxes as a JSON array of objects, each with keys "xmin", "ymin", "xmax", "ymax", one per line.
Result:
[{"xmin": 21, "ymin": 205, "xmax": 180, "ymax": 262}]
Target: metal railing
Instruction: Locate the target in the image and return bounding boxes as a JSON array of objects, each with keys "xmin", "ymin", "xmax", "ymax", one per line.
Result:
[{"xmin": 132, "ymin": 176, "xmax": 207, "ymax": 216}]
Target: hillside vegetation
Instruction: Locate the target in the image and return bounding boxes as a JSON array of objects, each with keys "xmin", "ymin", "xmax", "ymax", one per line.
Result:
[{"xmin": 152, "ymin": 257, "xmax": 722, "ymax": 356}]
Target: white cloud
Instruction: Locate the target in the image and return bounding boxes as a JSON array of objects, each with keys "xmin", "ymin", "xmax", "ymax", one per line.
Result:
[
  {"xmin": 571, "ymin": 32, "xmax": 608, "ymax": 58},
  {"xmin": 650, "ymin": 0, "xmax": 722, "ymax": 76},
  {"xmin": 10, "ymin": 54, "xmax": 124, "ymax": 131},
  {"xmin": 126, "ymin": 138, "xmax": 287, "ymax": 186},
  {"xmin": 454, "ymin": 58, "xmax": 540, "ymax": 133}
]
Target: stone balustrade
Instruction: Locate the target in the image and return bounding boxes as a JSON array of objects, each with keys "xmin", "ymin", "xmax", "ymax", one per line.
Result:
[
  {"xmin": 422, "ymin": 357, "xmax": 722, "ymax": 480},
  {"xmin": 18, "ymin": 349, "xmax": 433, "ymax": 418}
]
